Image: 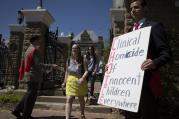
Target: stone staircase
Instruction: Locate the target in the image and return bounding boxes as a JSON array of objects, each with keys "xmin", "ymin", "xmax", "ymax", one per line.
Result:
[
  {"xmin": 3, "ymin": 81, "xmax": 112, "ymax": 114},
  {"xmin": 35, "ymin": 95, "xmax": 112, "ymax": 113}
]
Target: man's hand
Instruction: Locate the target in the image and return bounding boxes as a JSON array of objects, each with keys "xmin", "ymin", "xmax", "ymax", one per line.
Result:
[{"xmin": 141, "ymin": 59, "xmax": 156, "ymax": 70}]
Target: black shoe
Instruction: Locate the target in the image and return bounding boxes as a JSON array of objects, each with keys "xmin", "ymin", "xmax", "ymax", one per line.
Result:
[{"xmin": 11, "ymin": 110, "xmax": 21, "ymax": 118}]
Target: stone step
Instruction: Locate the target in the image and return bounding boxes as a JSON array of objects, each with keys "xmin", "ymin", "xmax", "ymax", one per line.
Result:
[
  {"xmin": 35, "ymin": 95, "xmax": 112, "ymax": 113},
  {"xmin": 0, "ymin": 88, "xmax": 100, "ymax": 104},
  {"xmin": 37, "ymin": 95, "xmax": 100, "ymax": 104},
  {"xmin": 10, "ymin": 88, "xmax": 100, "ymax": 98},
  {"xmin": 1, "ymin": 81, "xmax": 102, "ymax": 96},
  {"xmin": 0, "ymin": 89, "xmax": 112, "ymax": 114},
  {"xmin": 37, "ymin": 95, "xmax": 80, "ymax": 104},
  {"xmin": 12, "ymin": 88, "xmax": 100, "ymax": 96},
  {"xmin": 34, "ymin": 101, "xmax": 112, "ymax": 113},
  {"xmin": 38, "ymin": 89, "xmax": 65, "ymax": 96}
]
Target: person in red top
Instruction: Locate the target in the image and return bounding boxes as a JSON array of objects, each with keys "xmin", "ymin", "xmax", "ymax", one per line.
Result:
[
  {"xmin": 123, "ymin": 0, "xmax": 171, "ymax": 119},
  {"xmin": 12, "ymin": 36, "xmax": 59, "ymax": 119}
]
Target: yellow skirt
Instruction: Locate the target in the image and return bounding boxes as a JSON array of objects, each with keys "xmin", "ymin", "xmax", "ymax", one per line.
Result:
[{"xmin": 66, "ymin": 75, "xmax": 87, "ymax": 96}]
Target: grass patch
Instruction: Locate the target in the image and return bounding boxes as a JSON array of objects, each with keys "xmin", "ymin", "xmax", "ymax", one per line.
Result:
[{"xmin": 0, "ymin": 93, "xmax": 21, "ymax": 104}]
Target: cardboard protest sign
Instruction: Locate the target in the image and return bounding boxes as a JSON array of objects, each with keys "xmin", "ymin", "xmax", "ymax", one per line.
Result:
[{"xmin": 98, "ymin": 27, "xmax": 151, "ymax": 112}]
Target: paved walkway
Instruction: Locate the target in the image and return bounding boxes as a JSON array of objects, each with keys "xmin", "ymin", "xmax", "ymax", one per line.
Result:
[{"xmin": 0, "ymin": 109, "xmax": 117, "ymax": 119}]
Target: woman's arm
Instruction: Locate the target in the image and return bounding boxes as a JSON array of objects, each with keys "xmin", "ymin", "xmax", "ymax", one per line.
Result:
[{"xmin": 82, "ymin": 58, "xmax": 88, "ymax": 80}]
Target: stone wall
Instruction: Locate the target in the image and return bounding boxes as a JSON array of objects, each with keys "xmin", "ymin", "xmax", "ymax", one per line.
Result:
[
  {"xmin": 7, "ymin": 31, "xmax": 24, "ymax": 88},
  {"xmin": 23, "ymin": 22, "xmax": 48, "ymax": 60}
]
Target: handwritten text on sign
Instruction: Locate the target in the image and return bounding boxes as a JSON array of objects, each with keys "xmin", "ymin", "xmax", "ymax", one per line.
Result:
[{"xmin": 98, "ymin": 27, "xmax": 151, "ymax": 112}]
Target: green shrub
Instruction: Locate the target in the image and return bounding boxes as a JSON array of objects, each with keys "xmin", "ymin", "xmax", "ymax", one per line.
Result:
[{"xmin": 0, "ymin": 94, "xmax": 21, "ymax": 103}]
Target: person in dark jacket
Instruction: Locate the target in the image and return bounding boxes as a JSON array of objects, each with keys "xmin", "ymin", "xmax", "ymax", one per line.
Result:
[{"xmin": 12, "ymin": 36, "xmax": 59, "ymax": 119}]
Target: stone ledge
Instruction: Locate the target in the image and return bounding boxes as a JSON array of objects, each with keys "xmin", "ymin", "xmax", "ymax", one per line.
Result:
[{"xmin": 35, "ymin": 101, "xmax": 112, "ymax": 113}]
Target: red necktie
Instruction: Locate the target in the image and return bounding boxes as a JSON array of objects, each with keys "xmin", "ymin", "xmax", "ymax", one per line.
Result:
[{"xmin": 134, "ymin": 22, "xmax": 139, "ymax": 30}]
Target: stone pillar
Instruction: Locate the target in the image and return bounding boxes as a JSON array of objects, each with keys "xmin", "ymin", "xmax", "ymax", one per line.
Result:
[
  {"xmin": 21, "ymin": 8, "xmax": 54, "ymax": 59},
  {"xmin": 19, "ymin": 8, "xmax": 54, "ymax": 88},
  {"xmin": 110, "ymin": 8, "xmax": 125, "ymax": 37},
  {"xmin": 110, "ymin": 0, "xmax": 125, "ymax": 45},
  {"xmin": 8, "ymin": 24, "xmax": 25, "ymax": 89},
  {"xmin": 124, "ymin": 11, "xmax": 133, "ymax": 33},
  {"xmin": 124, "ymin": 0, "xmax": 133, "ymax": 33}
]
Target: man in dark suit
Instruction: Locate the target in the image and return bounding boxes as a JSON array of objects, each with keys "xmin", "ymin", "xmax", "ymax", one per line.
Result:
[{"xmin": 124, "ymin": 0, "xmax": 171, "ymax": 119}]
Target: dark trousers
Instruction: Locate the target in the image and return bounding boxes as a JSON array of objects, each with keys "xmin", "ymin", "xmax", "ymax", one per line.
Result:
[
  {"xmin": 15, "ymin": 81, "xmax": 39, "ymax": 119},
  {"xmin": 124, "ymin": 84, "xmax": 159, "ymax": 119},
  {"xmin": 96, "ymin": 73, "xmax": 103, "ymax": 85},
  {"xmin": 87, "ymin": 71, "xmax": 96, "ymax": 96}
]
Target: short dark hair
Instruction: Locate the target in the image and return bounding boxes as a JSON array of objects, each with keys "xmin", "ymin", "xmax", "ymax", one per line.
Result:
[
  {"xmin": 30, "ymin": 36, "xmax": 39, "ymax": 43},
  {"xmin": 131, "ymin": 0, "xmax": 147, "ymax": 7}
]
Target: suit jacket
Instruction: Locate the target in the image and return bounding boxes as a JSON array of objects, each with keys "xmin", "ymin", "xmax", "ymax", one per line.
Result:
[
  {"xmin": 140, "ymin": 19, "xmax": 171, "ymax": 96},
  {"xmin": 22, "ymin": 45, "xmax": 52, "ymax": 83},
  {"xmin": 19, "ymin": 46, "xmax": 36, "ymax": 81}
]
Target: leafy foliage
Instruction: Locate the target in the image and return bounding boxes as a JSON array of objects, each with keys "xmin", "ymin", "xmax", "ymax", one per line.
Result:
[
  {"xmin": 0, "ymin": 90, "xmax": 21, "ymax": 104},
  {"xmin": 159, "ymin": 28, "xmax": 179, "ymax": 119}
]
